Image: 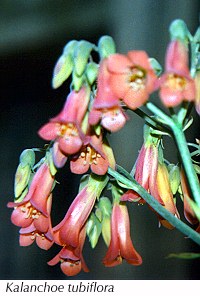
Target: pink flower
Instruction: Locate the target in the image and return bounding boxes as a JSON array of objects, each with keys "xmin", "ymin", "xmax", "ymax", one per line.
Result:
[
  {"xmin": 52, "ymin": 183, "xmax": 97, "ymax": 249},
  {"xmin": 106, "ymin": 51, "xmax": 157, "ymax": 109},
  {"xmin": 38, "ymin": 86, "xmax": 90, "ymax": 160},
  {"xmin": 48, "ymin": 227, "xmax": 89, "ymax": 276},
  {"xmin": 121, "ymin": 143, "xmax": 179, "ymax": 228},
  {"xmin": 194, "ymin": 73, "xmax": 200, "ymax": 115},
  {"xmin": 18, "ymin": 194, "xmax": 54, "ymax": 250},
  {"xmin": 180, "ymin": 169, "xmax": 199, "ymax": 226},
  {"xmin": 156, "ymin": 163, "xmax": 179, "ymax": 229},
  {"xmin": 89, "ymin": 59, "xmax": 127, "ymax": 132},
  {"xmin": 158, "ymin": 40, "xmax": 195, "ymax": 107},
  {"xmin": 121, "ymin": 143, "xmax": 163, "ymax": 204},
  {"xmin": 8, "ymin": 163, "xmax": 55, "ymax": 230},
  {"xmin": 103, "ymin": 203, "xmax": 142, "ymax": 267},
  {"xmin": 70, "ymin": 132, "xmax": 115, "ymax": 175}
]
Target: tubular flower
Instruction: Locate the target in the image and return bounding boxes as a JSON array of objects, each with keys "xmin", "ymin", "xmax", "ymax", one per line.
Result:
[
  {"xmin": 38, "ymin": 86, "xmax": 90, "ymax": 162},
  {"xmin": 7, "ymin": 163, "xmax": 55, "ymax": 230},
  {"xmin": 106, "ymin": 51, "xmax": 157, "ymax": 110},
  {"xmin": 18, "ymin": 194, "xmax": 54, "ymax": 250},
  {"xmin": 89, "ymin": 59, "xmax": 127, "ymax": 132},
  {"xmin": 121, "ymin": 143, "xmax": 163, "ymax": 205},
  {"xmin": 70, "ymin": 132, "xmax": 115, "ymax": 175},
  {"xmin": 180, "ymin": 169, "xmax": 199, "ymax": 226},
  {"xmin": 156, "ymin": 163, "xmax": 179, "ymax": 229},
  {"xmin": 103, "ymin": 202, "xmax": 142, "ymax": 267},
  {"xmin": 48, "ymin": 227, "xmax": 89, "ymax": 277},
  {"xmin": 194, "ymin": 72, "xmax": 200, "ymax": 115},
  {"xmin": 158, "ymin": 40, "xmax": 195, "ymax": 107},
  {"xmin": 52, "ymin": 175, "xmax": 108, "ymax": 249}
]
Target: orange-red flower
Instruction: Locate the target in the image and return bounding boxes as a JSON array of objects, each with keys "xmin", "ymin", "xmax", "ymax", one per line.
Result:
[
  {"xmin": 48, "ymin": 227, "xmax": 89, "ymax": 276},
  {"xmin": 156, "ymin": 163, "xmax": 179, "ymax": 229},
  {"xmin": 53, "ymin": 181, "xmax": 99, "ymax": 248},
  {"xmin": 7, "ymin": 163, "xmax": 55, "ymax": 249},
  {"xmin": 19, "ymin": 195, "xmax": 54, "ymax": 250},
  {"xmin": 106, "ymin": 51, "xmax": 157, "ymax": 110},
  {"xmin": 121, "ymin": 143, "xmax": 163, "ymax": 204},
  {"xmin": 121, "ymin": 142, "xmax": 179, "ymax": 228},
  {"xmin": 103, "ymin": 202, "xmax": 142, "ymax": 267},
  {"xmin": 89, "ymin": 59, "xmax": 127, "ymax": 132},
  {"xmin": 180, "ymin": 169, "xmax": 199, "ymax": 226},
  {"xmin": 194, "ymin": 73, "xmax": 200, "ymax": 115},
  {"xmin": 38, "ymin": 86, "xmax": 90, "ymax": 166},
  {"xmin": 8, "ymin": 163, "xmax": 54, "ymax": 227},
  {"xmin": 158, "ymin": 40, "xmax": 195, "ymax": 107},
  {"xmin": 70, "ymin": 132, "xmax": 115, "ymax": 175}
]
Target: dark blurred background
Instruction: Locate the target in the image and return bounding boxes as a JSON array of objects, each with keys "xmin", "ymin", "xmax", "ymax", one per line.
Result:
[{"xmin": 1, "ymin": 0, "xmax": 200, "ymax": 280}]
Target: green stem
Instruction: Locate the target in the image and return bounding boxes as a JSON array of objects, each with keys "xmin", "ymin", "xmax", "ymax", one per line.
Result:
[
  {"xmin": 146, "ymin": 102, "xmax": 174, "ymax": 126},
  {"xmin": 172, "ymin": 125, "xmax": 200, "ymax": 207},
  {"xmin": 133, "ymin": 108, "xmax": 170, "ymax": 133},
  {"xmin": 108, "ymin": 167, "xmax": 200, "ymax": 245},
  {"xmin": 146, "ymin": 101, "xmax": 200, "ymax": 206}
]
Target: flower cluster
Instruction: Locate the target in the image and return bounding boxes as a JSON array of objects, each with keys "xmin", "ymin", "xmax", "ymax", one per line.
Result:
[{"xmin": 8, "ymin": 20, "xmax": 200, "ymax": 277}]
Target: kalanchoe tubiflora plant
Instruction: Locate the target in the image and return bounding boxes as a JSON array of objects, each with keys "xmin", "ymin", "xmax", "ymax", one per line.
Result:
[{"xmin": 8, "ymin": 19, "xmax": 200, "ymax": 277}]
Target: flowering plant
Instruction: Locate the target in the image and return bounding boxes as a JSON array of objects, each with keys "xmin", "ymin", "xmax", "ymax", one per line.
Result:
[{"xmin": 8, "ymin": 19, "xmax": 200, "ymax": 277}]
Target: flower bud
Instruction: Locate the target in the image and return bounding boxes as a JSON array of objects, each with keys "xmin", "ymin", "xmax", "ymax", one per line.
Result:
[
  {"xmin": 63, "ymin": 40, "xmax": 78, "ymax": 56},
  {"xmin": 168, "ymin": 164, "xmax": 180, "ymax": 195},
  {"xmin": 101, "ymin": 215, "xmax": 111, "ymax": 246},
  {"xmin": 14, "ymin": 163, "xmax": 31, "ymax": 198},
  {"xmin": 86, "ymin": 62, "xmax": 99, "ymax": 85},
  {"xmin": 98, "ymin": 197, "xmax": 112, "ymax": 246},
  {"xmin": 52, "ymin": 54, "xmax": 73, "ymax": 89},
  {"xmin": 149, "ymin": 58, "xmax": 162, "ymax": 76},
  {"xmin": 46, "ymin": 151, "xmax": 57, "ymax": 176},
  {"xmin": 98, "ymin": 36, "xmax": 116, "ymax": 59},
  {"xmin": 98, "ymin": 197, "xmax": 112, "ymax": 217},
  {"xmin": 169, "ymin": 19, "xmax": 191, "ymax": 45},
  {"xmin": 19, "ymin": 149, "xmax": 35, "ymax": 168},
  {"xmin": 74, "ymin": 41, "xmax": 94, "ymax": 76},
  {"xmin": 72, "ymin": 71, "xmax": 85, "ymax": 91},
  {"xmin": 86, "ymin": 213, "xmax": 102, "ymax": 248}
]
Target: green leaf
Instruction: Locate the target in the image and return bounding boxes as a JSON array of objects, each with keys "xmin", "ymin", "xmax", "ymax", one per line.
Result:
[{"xmin": 167, "ymin": 252, "xmax": 200, "ymax": 259}]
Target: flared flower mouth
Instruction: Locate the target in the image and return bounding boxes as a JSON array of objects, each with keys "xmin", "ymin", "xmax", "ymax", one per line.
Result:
[
  {"xmin": 105, "ymin": 51, "xmax": 157, "ymax": 110},
  {"xmin": 127, "ymin": 66, "xmax": 147, "ymax": 91}
]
